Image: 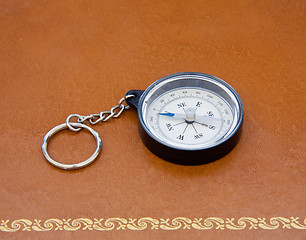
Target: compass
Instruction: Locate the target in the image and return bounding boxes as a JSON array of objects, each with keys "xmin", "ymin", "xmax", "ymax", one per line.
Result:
[
  {"xmin": 126, "ymin": 72, "xmax": 243, "ymax": 165},
  {"xmin": 42, "ymin": 72, "xmax": 243, "ymax": 170}
]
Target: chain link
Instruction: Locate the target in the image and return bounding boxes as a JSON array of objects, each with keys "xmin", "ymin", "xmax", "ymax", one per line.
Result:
[{"xmin": 66, "ymin": 94, "xmax": 135, "ymax": 131}]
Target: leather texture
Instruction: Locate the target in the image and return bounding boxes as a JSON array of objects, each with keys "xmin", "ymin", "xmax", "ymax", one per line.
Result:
[{"xmin": 0, "ymin": 0, "xmax": 305, "ymax": 239}]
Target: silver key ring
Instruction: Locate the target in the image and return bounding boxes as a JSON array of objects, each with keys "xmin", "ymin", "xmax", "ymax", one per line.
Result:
[{"xmin": 42, "ymin": 123, "xmax": 102, "ymax": 170}]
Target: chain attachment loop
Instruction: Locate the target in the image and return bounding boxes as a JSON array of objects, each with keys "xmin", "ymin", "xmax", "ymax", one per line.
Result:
[
  {"xmin": 66, "ymin": 114, "xmax": 83, "ymax": 132},
  {"xmin": 66, "ymin": 94, "xmax": 135, "ymax": 131}
]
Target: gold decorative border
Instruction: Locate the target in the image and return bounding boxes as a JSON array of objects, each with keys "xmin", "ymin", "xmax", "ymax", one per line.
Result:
[{"xmin": 1, "ymin": 217, "xmax": 305, "ymax": 232}]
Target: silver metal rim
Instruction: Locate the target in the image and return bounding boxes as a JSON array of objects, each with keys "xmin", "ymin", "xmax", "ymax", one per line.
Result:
[{"xmin": 42, "ymin": 123, "xmax": 102, "ymax": 170}]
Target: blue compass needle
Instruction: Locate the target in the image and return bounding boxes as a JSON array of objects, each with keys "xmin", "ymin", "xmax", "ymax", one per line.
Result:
[{"xmin": 158, "ymin": 112, "xmax": 175, "ymax": 117}]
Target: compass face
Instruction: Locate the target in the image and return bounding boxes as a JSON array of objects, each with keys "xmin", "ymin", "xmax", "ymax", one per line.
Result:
[{"xmin": 138, "ymin": 73, "xmax": 243, "ymax": 152}]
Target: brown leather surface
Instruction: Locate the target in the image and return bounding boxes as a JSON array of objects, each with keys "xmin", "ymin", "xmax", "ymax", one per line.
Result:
[{"xmin": 0, "ymin": 0, "xmax": 305, "ymax": 239}]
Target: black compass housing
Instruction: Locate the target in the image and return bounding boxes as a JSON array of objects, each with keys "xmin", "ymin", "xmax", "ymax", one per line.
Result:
[{"xmin": 126, "ymin": 72, "xmax": 244, "ymax": 165}]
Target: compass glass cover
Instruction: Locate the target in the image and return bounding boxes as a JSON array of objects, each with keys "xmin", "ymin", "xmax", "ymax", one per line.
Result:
[{"xmin": 139, "ymin": 73, "xmax": 243, "ymax": 150}]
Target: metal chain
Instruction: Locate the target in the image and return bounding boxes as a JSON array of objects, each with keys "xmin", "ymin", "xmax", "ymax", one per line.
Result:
[{"xmin": 66, "ymin": 94, "xmax": 135, "ymax": 132}]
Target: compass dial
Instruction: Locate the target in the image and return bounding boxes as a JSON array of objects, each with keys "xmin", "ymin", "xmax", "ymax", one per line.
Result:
[{"xmin": 146, "ymin": 88, "xmax": 233, "ymax": 149}]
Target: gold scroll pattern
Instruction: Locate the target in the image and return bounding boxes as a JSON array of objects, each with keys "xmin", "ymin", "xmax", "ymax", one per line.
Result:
[{"xmin": 0, "ymin": 217, "xmax": 305, "ymax": 232}]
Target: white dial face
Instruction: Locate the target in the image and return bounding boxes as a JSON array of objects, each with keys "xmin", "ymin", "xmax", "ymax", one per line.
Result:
[{"xmin": 145, "ymin": 87, "xmax": 234, "ymax": 150}]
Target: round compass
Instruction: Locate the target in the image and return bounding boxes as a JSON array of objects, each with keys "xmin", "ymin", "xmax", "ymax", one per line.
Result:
[{"xmin": 126, "ymin": 72, "xmax": 243, "ymax": 165}]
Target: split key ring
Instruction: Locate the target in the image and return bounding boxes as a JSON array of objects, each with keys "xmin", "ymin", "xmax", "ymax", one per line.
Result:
[{"xmin": 42, "ymin": 123, "xmax": 102, "ymax": 170}]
